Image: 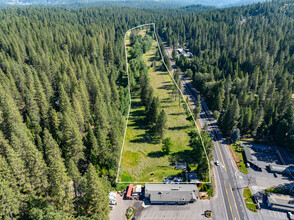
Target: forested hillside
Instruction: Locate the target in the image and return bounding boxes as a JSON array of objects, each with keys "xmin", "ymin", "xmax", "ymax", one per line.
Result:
[
  {"xmin": 0, "ymin": 7, "xmax": 167, "ymax": 219},
  {"xmin": 0, "ymin": 1, "xmax": 293, "ymax": 219},
  {"xmin": 158, "ymin": 0, "xmax": 294, "ymax": 149}
]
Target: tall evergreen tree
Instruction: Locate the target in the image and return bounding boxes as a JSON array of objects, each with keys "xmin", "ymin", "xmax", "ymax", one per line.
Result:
[{"xmin": 84, "ymin": 164, "xmax": 109, "ymax": 216}]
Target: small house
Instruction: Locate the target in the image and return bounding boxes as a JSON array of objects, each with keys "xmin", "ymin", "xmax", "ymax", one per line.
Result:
[{"xmin": 175, "ymin": 163, "xmax": 187, "ymax": 170}]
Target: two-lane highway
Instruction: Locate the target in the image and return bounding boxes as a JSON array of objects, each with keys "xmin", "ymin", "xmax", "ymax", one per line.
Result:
[
  {"xmin": 182, "ymin": 75, "xmax": 248, "ymax": 220},
  {"xmin": 164, "ymin": 43, "xmax": 248, "ymax": 220}
]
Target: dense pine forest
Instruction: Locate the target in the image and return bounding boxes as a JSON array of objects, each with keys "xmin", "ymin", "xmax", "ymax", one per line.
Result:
[
  {"xmin": 0, "ymin": 7, "xmax": 160, "ymax": 219},
  {"xmin": 159, "ymin": 0, "xmax": 294, "ymax": 149},
  {"xmin": 0, "ymin": 1, "xmax": 293, "ymax": 219}
]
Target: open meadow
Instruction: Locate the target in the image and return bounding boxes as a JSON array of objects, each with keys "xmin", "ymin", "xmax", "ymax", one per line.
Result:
[{"xmin": 120, "ymin": 28, "xmax": 195, "ymax": 182}]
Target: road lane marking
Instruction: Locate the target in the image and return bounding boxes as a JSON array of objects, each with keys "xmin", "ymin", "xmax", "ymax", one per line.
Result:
[
  {"xmin": 229, "ymin": 183, "xmax": 241, "ymax": 220},
  {"xmin": 224, "ymin": 181, "xmax": 235, "ymax": 220},
  {"xmin": 183, "ymin": 77, "xmax": 227, "ymax": 172},
  {"xmin": 215, "ymin": 138, "xmax": 227, "ymax": 172}
]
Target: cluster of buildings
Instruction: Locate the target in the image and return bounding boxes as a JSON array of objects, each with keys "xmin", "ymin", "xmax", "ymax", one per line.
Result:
[
  {"xmin": 177, "ymin": 48, "xmax": 193, "ymax": 58},
  {"xmin": 126, "ymin": 184, "xmax": 142, "ymax": 200}
]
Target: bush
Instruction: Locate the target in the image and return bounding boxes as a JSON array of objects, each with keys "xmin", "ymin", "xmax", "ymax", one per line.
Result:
[
  {"xmin": 213, "ymin": 110, "xmax": 220, "ymax": 120},
  {"xmin": 207, "ymin": 184, "xmax": 213, "ymax": 197},
  {"xmin": 126, "ymin": 207, "xmax": 135, "ymax": 220},
  {"xmin": 184, "ymin": 69, "xmax": 193, "ymax": 78}
]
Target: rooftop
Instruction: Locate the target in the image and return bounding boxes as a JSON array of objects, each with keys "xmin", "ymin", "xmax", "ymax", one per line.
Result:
[
  {"xmin": 145, "ymin": 184, "xmax": 199, "ymax": 203},
  {"xmin": 267, "ymin": 193, "xmax": 294, "ymax": 212},
  {"xmin": 269, "ymin": 164, "xmax": 294, "ymax": 174}
]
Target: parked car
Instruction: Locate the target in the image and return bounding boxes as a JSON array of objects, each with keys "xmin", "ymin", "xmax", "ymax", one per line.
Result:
[
  {"xmin": 252, "ymin": 196, "xmax": 258, "ymax": 204},
  {"xmin": 255, "ymin": 203, "xmax": 260, "ymax": 210}
]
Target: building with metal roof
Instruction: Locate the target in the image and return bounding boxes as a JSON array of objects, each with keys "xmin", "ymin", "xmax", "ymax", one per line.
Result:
[
  {"xmin": 126, "ymin": 184, "xmax": 133, "ymax": 199},
  {"xmin": 269, "ymin": 164, "xmax": 294, "ymax": 174},
  {"xmin": 145, "ymin": 184, "xmax": 199, "ymax": 204},
  {"xmin": 267, "ymin": 193, "xmax": 294, "ymax": 212}
]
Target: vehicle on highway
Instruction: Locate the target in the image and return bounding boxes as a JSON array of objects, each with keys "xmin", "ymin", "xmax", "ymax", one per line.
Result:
[{"xmin": 215, "ymin": 161, "xmax": 220, "ymax": 166}]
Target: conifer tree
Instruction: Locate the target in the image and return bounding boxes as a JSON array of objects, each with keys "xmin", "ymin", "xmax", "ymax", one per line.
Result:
[
  {"xmin": 84, "ymin": 164, "xmax": 109, "ymax": 216},
  {"xmin": 155, "ymin": 110, "xmax": 167, "ymax": 139},
  {"xmin": 61, "ymin": 113, "xmax": 85, "ymax": 166},
  {"xmin": 0, "ymin": 177, "xmax": 20, "ymax": 219},
  {"xmin": 43, "ymin": 129, "xmax": 74, "ymax": 213},
  {"xmin": 147, "ymin": 97, "xmax": 160, "ymax": 125}
]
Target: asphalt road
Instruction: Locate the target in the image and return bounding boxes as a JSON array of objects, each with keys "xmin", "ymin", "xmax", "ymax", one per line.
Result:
[{"xmin": 164, "ymin": 44, "xmax": 248, "ymax": 220}]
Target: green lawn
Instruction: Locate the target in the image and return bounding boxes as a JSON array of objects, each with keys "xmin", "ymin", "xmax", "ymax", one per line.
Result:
[
  {"xmin": 231, "ymin": 143, "xmax": 248, "ymax": 174},
  {"xmin": 120, "ymin": 29, "xmax": 194, "ymax": 182},
  {"xmin": 265, "ymin": 188, "xmax": 291, "ymax": 195},
  {"xmin": 243, "ymin": 187, "xmax": 257, "ymax": 212}
]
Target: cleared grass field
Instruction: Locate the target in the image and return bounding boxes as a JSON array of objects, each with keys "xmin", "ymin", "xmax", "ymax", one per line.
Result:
[{"xmin": 120, "ymin": 29, "xmax": 194, "ymax": 182}]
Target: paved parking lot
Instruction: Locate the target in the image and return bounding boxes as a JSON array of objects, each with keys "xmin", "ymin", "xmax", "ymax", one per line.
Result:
[
  {"xmin": 138, "ymin": 200, "xmax": 211, "ymax": 220},
  {"xmin": 109, "ymin": 194, "xmax": 212, "ymax": 220},
  {"xmin": 259, "ymin": 207, "xmax": 288, "ymax": 220},
  {"xmin": 236, "ymin": 143, "xmax": 293, "ymax": 220}
]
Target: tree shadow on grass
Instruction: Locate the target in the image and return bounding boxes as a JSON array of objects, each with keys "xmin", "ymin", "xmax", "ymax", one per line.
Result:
[
  {"xmin": 129, "ymin": 129, "xmax": 160, "ymax": 144},
  {"xmin": 130, "ymin": 99, "xmax": 143, "ymax": 109},
  {"xmin": 158, "ymin": 72, "xmax": 168, "ymax": 75},
  {"xmin": 157, "ymin": 84, "xmax": 173, "ymax": 90},
  {"xmin": 169, "ymin": 112, "xmax": 185, "ymax": 116},
  {"xmin": 148, "ymin": 151, "xmax": 165, "ymax": 158},
  {"xmin": 168, "ymin": 125, "xmax": 191, "ymax": 131},
  {"xmin": 148, "ymin": 56, "xmax": 159, "ymax": 62},
  {"xmin": 169, "ymin": 149, "xmax": 196, "ymax": 165},
  {"xmin": 161, "ymin": 98, "xmax": 172, "ymax": 104},
  {"xmin": 129, "ymin": 133, "xmax": 150, "ymax": 144},
  {"xmin": 186, "ymin": 115, "xmax": 193, "ymax": 121},
  {"xmin": 130, "ymin": 109, "xmax": 145, "ymax": 117}
]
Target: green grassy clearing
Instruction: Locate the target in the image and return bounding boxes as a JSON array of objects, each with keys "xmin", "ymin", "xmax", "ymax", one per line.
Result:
[
  {"xmin": 265, "ymin": 188, "xmax": 291, "ymax": 195},
  {"xmin": 243, "ymin": 187, "xmax": 257, "ymax": 212},
  {"xmin": 231, "ymin": 143, "xmax": 248, "ymax": 174},
  {"xmin": 120, "ymin": 28, "xmax": 194, "ymax": 182}
]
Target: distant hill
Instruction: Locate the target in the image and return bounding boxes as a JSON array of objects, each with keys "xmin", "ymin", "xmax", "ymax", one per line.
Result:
[{"xmin": 1, "ymin": 0, "xmax": 268, "ymax": 8}]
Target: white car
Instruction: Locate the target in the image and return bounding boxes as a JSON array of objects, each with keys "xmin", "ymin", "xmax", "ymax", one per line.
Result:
[{"xmin": 215, "ymin": 161, "xmax": 220, "ymax": 166}]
